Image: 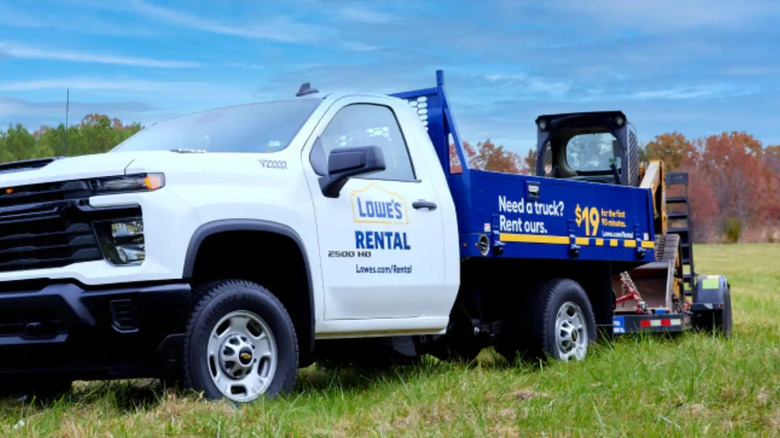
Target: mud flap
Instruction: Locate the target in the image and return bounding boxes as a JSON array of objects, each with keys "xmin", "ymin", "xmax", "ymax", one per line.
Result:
[{"xmin": 691, "ymin": 274, "xmax": 732, "ymax": 337}]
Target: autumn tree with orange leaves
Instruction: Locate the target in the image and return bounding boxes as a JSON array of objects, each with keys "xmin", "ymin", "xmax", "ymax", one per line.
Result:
[
  {"xmin": 645, "ymin": 131, "xmax": 779, "ymax": 243},
  {"xmin": 643, "ymin": 132, "xmax": 697, "ymax": 172},
  {"xmin": 449, "ymin": 139, "xmax": 526, "ymax": 174}
]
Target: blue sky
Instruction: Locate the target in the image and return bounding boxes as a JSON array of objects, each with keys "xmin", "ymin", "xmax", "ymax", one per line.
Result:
[{"xmin": 1, "ymin": 0, "xmax": 780, "ymax": 156}]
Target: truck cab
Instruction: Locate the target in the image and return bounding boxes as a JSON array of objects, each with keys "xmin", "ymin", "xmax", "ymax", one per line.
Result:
[{"xmin": 298, "ymin": 93, "xmax": 462, "ymax": 328}]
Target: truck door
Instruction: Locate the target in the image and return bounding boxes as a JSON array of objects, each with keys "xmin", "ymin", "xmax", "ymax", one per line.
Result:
[{"xmin": 304, "ymin": 99, "xmax": 448, "ymax": 320}]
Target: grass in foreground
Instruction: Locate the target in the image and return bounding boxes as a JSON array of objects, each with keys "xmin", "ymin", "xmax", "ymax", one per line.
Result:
[{"xmin": 1, "ymin": 243, "xmax": 779, "ymax": 437}]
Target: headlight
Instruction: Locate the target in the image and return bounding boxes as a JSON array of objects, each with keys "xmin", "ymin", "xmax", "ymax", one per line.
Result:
[
  {"xmin": 94, "ymin": 218, "xmax": 145, "ymax": 265},
  {"xmin": 91, "ymin": 173, "xmax": 164, "ymax": 194}
]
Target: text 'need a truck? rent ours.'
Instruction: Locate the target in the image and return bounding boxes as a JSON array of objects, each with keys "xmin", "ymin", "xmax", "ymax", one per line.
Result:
[{"xmin": 0, "ymin": 70, "xmax": 731, "ymax": 403}]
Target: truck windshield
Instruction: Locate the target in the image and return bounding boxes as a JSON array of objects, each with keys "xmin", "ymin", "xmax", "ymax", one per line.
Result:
[
  {"xmin": 112, "ymin": 99, "xmax": 321, "ymax": 153},
  {"xmin": 565, "ymin": 132, "xmax": 621, "ymax": 172}
]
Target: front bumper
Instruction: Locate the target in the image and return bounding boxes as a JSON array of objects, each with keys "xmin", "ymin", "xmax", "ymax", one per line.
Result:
[{"xmin": 0, "ymin": 281, "xmax": 190, "ymax": 380}]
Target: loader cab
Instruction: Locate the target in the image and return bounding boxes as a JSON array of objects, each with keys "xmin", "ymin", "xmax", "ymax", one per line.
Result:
[{"xmin": 535, "ymin": 111, "xmax": 640, "ymax": 186}]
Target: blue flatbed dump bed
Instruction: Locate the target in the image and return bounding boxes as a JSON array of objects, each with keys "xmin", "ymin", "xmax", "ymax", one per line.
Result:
[
  {"xmin": 388, "ymin": 70, "xmax": 737, "ymax": 344},
  {"xmin": 392, "ymin": 71, "xmax": 656, "ymax": 268}
]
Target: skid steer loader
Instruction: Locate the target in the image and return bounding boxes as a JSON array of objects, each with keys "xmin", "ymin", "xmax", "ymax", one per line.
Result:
[{"xmin": 534, "ymin": 111, "xmax": 732, "ymax": 336}]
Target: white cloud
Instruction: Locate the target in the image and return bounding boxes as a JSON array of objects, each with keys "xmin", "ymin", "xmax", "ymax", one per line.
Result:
[
  {"xmin": 0, "ymin": 2, "xmax": 156, "ymax": 36},
  {"xmin": 482, "ymin": 73, "xmax": 572, "ymax": 96},
  {"xmin": 0, "ymin": 41, "xmax": 201, "ymax": 68},
  {"xmin": 0, "ymin": 97, "xmax": 155, "ymax": 119},
  {"xmin": 546, "ymin": 0, "xmax": 780, "ymax": 30},
  {"xmin": 117, "ymin": 0, "xmax": 334, "ymax": 43},
  {"xmin": 226, "ymin": 62, "xmax": 265, "ymax": 70},
  {"xmin": 0, "ymin": 77, "xmax": 204, "ymax": 93},
  {"xmin": 342, "ymin": 42, "xmax": 377, "ymax": 52},
  {"xmin": 340, "ymin": 7, "xmax": 395, "ymax": 24},
  {"xmin": 626, "ymin": 84, "xmax": 758, "ymax": 101}
]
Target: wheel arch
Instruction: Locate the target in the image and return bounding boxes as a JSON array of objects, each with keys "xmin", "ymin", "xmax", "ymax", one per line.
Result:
[{"xmin": 182, "ymin": 219, "xmax": 316, "ymax": 365}]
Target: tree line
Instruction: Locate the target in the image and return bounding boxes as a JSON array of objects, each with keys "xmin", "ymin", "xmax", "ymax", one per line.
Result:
[
  {"xmin": 1, "ymin": 115, "xmax": 777, "ymax": 243},
  {"xmin": 0, "ymin": 114, "xmax": 141, "ymax": 164}
]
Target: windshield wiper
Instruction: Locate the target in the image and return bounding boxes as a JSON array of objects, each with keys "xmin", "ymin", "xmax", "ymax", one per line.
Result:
[{"xmin": 170, "ymin": 148, "xmax": 208, "ymax": 153}]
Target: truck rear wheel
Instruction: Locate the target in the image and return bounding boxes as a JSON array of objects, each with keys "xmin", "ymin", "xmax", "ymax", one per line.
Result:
[
  {"xmin": 498, "ymin": 279, "xmax": 596, "ymax": 363},
  {"xmin": 183, "ymin": 280, "xmax": 298, "ymax": 403}
]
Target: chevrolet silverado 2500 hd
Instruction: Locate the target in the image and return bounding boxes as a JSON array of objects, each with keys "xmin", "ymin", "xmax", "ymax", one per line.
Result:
[{"xmin": 0, "ymin": 70, "xmax": 731, "ymax": 403}]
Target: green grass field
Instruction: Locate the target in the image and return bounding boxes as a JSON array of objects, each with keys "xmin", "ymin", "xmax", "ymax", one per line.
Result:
[{"xmin": 2, "ymin": 243, "xmax": 779, "ymax": 437}]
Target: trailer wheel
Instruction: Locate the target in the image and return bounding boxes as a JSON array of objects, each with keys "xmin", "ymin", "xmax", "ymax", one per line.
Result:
[
  {"xmin": 719, "ymin": 285, "xmax": 733, "ymax": 337},
  {"xmin": 499, "ymin": 279, "xmax": 596, "ymax": 362},
  {"xmin": 183, "ymin": 279, "xmax": 298, "ymax": 403}
]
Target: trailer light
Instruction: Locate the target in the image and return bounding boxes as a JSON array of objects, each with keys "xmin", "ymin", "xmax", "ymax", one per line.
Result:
[
  {"xmin": 94, "ymin": 218, "xmax": 145, "ymax": 265},
  {"xmin": 615, "ymin": 116, "xmax": 625, "ymax": 127},
  {"xmin": 537, "ymin": 119, "xmax": 548, "ymax": 131}
]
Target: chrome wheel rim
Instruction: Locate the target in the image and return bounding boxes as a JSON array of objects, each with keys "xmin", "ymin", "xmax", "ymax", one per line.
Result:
[
  {"xmin": 207, "ymin": 310, "xmax": 277, "ymax": 402},
  {"xmin": 555, "ymin": 301, "xmax": 588, "ymax": 361}
]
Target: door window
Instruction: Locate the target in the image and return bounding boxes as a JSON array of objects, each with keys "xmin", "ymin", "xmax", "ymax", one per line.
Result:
[{"xmin": 317, "ymin": 104, "xmax": 416, "ymax": 182}]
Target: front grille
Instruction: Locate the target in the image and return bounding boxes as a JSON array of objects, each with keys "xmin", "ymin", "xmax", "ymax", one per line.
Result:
[
  {"xmin": 0, "ymin": 179, "xmax": 138, "ymax": 273},
  {"xmin": 0, "ymin": 179, "xmax": 91, "ymax": 208}
]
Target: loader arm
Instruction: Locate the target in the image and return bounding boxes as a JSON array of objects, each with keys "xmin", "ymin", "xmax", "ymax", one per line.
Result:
[{"xmin": 639, "ymin": 160, "xmax": 667, "ymax": 236}]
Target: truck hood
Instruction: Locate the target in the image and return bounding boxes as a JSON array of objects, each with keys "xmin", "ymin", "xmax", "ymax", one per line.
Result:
[
  {"xmin": 0, "ymin": 150, "xmax": 296, "ymax": 188},
  {"xmin": 0, "ymin": 152, "xmax": 139, "ymax": 187}
]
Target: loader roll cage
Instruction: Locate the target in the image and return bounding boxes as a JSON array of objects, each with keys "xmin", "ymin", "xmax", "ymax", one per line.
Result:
[{"xmin": 535, "ymin": 111, "xmax": 641, "ymax": 187}]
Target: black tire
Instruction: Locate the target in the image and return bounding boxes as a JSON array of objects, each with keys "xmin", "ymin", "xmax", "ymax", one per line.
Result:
[
  {"xmin": 183, "ymin": 279, "xmax": 298, "ymax": 403},
  {"xmin": 721, "ymin": 286, "xmax": 733, "ymax": 338},
  {"xmin": 498, "ymin": 279, "xmax": 597, "ymax": 362},
  {"xmin": 693, "ymin": 284, "xmax": 732, "ymax": 338}
]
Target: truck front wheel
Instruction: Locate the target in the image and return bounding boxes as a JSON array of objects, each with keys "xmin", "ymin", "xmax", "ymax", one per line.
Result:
[
  {"xmin": 498, "ymin": 279, "xmax": 596, "ymax": 363},
  {"xmin": 183, "ymin": 280, "xmax": 298, "ymax": 403}
]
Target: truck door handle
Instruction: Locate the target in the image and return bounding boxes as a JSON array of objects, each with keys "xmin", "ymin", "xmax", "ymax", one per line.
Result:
[{"xmin": 412, "ymin": 200, "xmax": 437, "ymax": 211}]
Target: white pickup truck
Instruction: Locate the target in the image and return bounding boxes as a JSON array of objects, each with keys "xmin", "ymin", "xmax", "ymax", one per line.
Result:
[{"xmin": 0, "ymin": 71, "xmax": 730, "ymax": 403}]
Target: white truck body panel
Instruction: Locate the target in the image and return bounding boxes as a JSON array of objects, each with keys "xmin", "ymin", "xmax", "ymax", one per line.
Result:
[{"xmin": 0, "ymin": 92, "xmax": 460, "ymax": 338}]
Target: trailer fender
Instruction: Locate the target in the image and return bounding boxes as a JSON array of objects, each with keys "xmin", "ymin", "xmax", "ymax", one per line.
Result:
[
  {"xmin": 691, "ymin": 274, "xmax": 732, "ymax": 337},
  {"xmin": 691, "ymin": 275, "xmax": 729, "ymax": 311}
]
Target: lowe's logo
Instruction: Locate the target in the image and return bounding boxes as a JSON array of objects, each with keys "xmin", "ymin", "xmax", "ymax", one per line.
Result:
[
  {"xmin": 351, "ymin": 183, "xmax": 408, "ymax": 225},
  {"xmin": 355, "ymin": 231, "xmax": 411, "ymax": 250}
]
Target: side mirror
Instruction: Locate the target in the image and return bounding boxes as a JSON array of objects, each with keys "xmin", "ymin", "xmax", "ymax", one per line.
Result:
[{"xmin": 319, "ymin": 145, "xmax": 385, "ymax": 197}]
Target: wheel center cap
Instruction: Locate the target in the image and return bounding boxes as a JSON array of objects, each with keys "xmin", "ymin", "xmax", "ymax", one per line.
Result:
[
  {"xmin": 572, "ymin": 331, "xmax": 578, "ymax": 342},
  {"xmin": 239, "ymin": 347, "xmax": 253, "ymax": 365}
]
